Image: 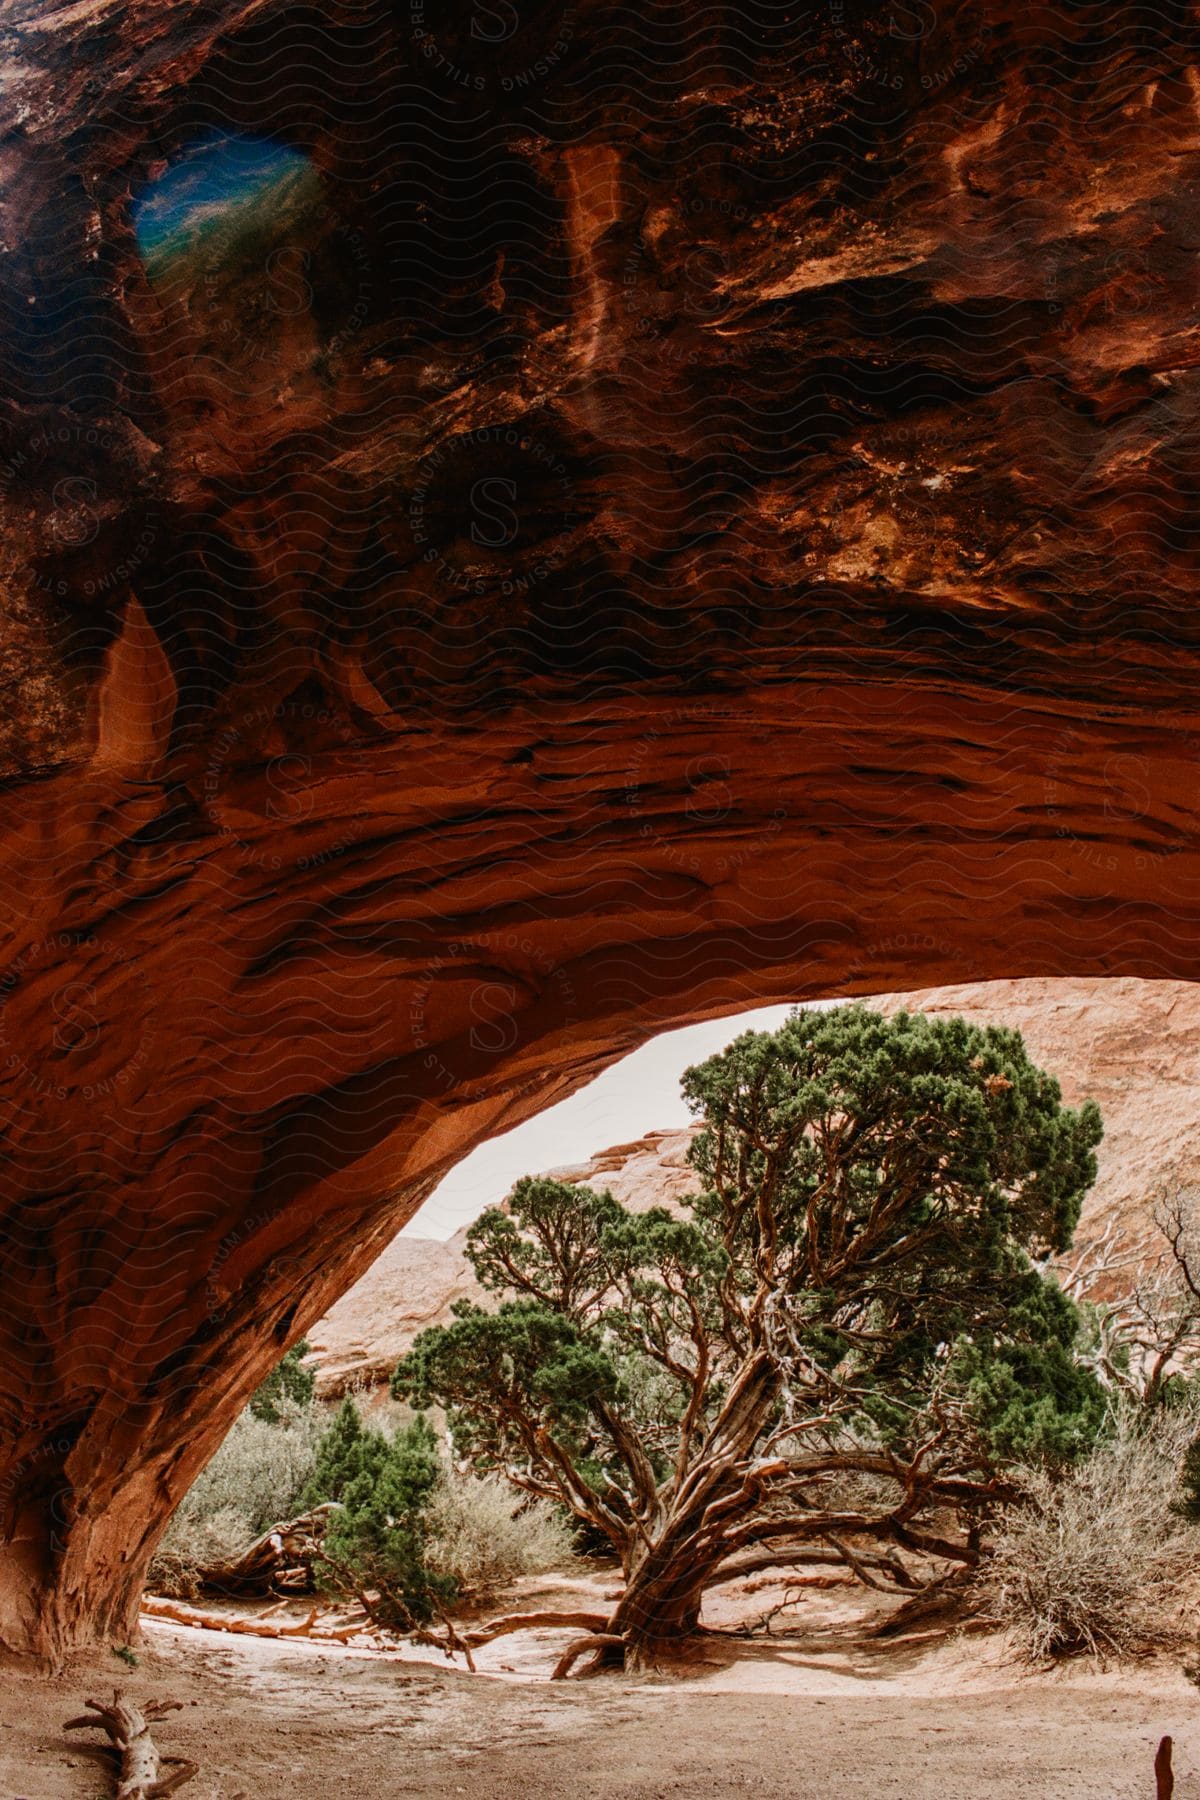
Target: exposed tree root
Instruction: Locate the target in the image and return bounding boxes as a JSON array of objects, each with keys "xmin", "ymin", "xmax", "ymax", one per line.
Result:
[
  {"xmin": 463, "ymin": 1610, "xmax": 610, "ymax": 1649},
  {"xmin": 550, "ymin": 1632, "xmax": 626, "ymax": 1680},
  {"xmin": 708, "ymin": 1545, "xmax": 916, "ymax": 1588},
  {"xmin": 868, "ymin": 1570, "xmax": 977, "ymax": 1638},
  {"xmin": 420, "ymin": 1602, "xmax": 478, "ymax": 1672},
  {"xmin": 63, "ymin": 1691, "xmax": 197, "ymax": 1798},
  {"xmin": 739, "ymin": 1573, "xmax": 851, "ymax": 1594}
]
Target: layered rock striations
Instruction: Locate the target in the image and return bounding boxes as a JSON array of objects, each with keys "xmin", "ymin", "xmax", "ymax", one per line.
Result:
[{"xmin": 2, "ymin": 1, "xmax": 1200, "ymax": 1657}]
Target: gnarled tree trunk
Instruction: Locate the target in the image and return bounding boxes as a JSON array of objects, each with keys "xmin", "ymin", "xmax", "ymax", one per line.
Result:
[
  {"xmin": 595, "ymin": 1352, "xmax": 782, "ymax": 1670},
  {"xmin": 605, "ymin": 1556, "xmax": 709, "ymax": 1672}
]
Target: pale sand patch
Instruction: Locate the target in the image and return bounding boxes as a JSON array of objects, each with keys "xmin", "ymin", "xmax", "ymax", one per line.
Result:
[{"xmin": 2, "ymin": 1572, "xmax": 1194, "ymax": 1798}]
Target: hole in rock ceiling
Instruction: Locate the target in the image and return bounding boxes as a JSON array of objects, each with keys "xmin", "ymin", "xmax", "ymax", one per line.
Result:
[{"xmin": 132, "ymin": 132, "xmax": 317, "ymax": 275}]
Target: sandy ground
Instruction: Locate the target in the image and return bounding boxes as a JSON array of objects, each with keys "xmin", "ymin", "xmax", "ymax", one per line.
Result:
[{"xmin": 2, "ymin": 1575, "xmax": 1197, "ymax": 1798}]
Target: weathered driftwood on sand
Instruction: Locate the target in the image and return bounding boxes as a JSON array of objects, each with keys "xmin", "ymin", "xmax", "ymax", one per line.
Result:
[
  {"xmin": 141, "ymin": 1595, "xmax": 369, "ymax": 1643},
  {"xmin": 63, "ymin": 1692, "xmax": 197, "ymax": 1799}
]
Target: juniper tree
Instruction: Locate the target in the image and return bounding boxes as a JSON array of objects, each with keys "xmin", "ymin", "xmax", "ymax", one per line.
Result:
[
  {"xmin": 302, "ymin": 1399, "xmax": 451, "ymax": 1632},
  {"xmin": 394, "ymin": 1006, "xmax": 1104, "ymax": 1673}
]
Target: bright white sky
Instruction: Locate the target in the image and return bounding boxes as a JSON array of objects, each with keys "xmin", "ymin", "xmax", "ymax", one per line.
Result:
[{"xmin": 404, "ymin": 1003, "xmax": 803, "ymax": 1240}]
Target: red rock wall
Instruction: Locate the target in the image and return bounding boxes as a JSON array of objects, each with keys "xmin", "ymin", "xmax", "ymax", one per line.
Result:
[{"xmin": 2, "ymin": 1, "xmax": 1200, "ymax": 1656}]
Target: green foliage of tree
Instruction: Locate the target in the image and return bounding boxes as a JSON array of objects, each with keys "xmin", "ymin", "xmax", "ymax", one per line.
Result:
[
  {"xmin": 248, "ymin": 1340, "xmax": 315, "ymax": 1423},
  {"xmin": 393, "ymin": 1005, "xmax": 1105, "ymax": 1673},
  {"xmin": 302, "ymin": 1400, "xmax": 451, "ymax": 1632},
  {"xmin": 300, "ymin": 1398, "xmax": 378, "ymax": 1506}
]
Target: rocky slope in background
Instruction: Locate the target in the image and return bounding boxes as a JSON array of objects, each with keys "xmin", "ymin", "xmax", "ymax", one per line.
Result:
[
  {"xmin": 309, "ymin": 1125, "xmax": 697, "ymax": 1393},
  {"xmin": 310, "ymin": 976, "xmax": 1200, "ymax": 1392},
  {"xmin": 4, "ymin": 0, "xmax": 1200, "ymax": 1657}
]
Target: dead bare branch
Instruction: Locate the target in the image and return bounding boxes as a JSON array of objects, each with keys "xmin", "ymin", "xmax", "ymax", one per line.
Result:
[
  {"xmin": 462, "ymin": 1609, "xmax": 609, "ymax": 1648},
  {"xmin": 63, "ymin": 1691, "xmax": 198, "ymax": 1799}
]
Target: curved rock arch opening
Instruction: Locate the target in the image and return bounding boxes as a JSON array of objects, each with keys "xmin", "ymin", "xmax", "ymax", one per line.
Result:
[
  {"xmin": 1, "ymin": 724, "xmax": 1195, "ymax": 1664},
  {"xmin": 2, "ymin": 0, "xmax": 1200, "ymax": 1665}
]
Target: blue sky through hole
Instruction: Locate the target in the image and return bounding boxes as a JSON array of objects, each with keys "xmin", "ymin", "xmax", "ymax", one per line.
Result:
[{"xmin": 132, "ymin": 132, "xmax": 311, "ymax": 263}]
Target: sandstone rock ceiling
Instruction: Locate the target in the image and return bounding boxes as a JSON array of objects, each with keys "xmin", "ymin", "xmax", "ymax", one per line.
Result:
[{"xmin": 1, "ymin": 0, "xmax": 1200, "ymax": 1657}]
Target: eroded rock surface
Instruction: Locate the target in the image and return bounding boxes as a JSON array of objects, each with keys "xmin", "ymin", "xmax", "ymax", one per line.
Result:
[
  {"xmin": 307, "ymin": 1231, "xmax": 485, "ymax": 1398},
  {"xmin": 2, "ymin": 1, "xmax": 1200, "ymax": 1657}
]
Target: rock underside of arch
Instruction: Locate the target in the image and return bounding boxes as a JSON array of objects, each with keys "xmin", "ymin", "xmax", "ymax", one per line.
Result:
[{"xmin": 2, "ymin": 0, "xmax": 1200, "ymax": 1660}]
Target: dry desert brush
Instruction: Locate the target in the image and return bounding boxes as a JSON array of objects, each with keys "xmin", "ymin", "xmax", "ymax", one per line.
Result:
[
  {"xmin": 984, "ymin": 1403, "xmax": 1200, "ymax": 1659},
  {"xmin": 424, "ymin": 1466, "xmax": 577, "ymax": 1602},
  {"xmin": 148, "ymin": 1391, "xmax": 320, "ymax": 1598}
]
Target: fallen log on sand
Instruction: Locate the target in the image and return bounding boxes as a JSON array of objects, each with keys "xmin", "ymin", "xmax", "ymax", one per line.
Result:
[
  {"xmin": 143, "ymin": 1596, "xmax": 618, "ymax": 1664},
  {"xmin": 63, "ymin": 1691, "xmax": 197, "ymax": 1798},
  {"xmin": 141, "ymin": 1596, "xmax": 370, "ymax": 1643},
  {"xmin": 196, "ymin": 1503, "xmax": 340, "ymax": 1596}
]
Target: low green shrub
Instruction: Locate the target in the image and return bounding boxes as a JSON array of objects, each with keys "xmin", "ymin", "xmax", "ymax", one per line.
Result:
[{"xmin": 303, "ymin": 1400, "xmax": 451, "ymax": 1631}]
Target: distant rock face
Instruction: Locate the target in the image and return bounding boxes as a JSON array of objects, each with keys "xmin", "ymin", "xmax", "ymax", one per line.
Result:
[
  {"xmin": 546, "ymin": 1128, "xmax": 701, "ymax": 1217},
  {"xmin": 310, "ymin": 980, "xmax": 1200, "ymax": 1390},
  {"xmin": 307, "ymin": 1233, "xmax": 483, "ymax": 1397},
  {"xmin": 309, "ymin": 1127, "xmax": 699, "ymax": 1393}
]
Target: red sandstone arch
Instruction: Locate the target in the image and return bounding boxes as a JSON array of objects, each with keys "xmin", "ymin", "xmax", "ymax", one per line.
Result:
[{"xmin": 2, "ymin": 0, "xmax": 1200, "ymax": 1660}]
